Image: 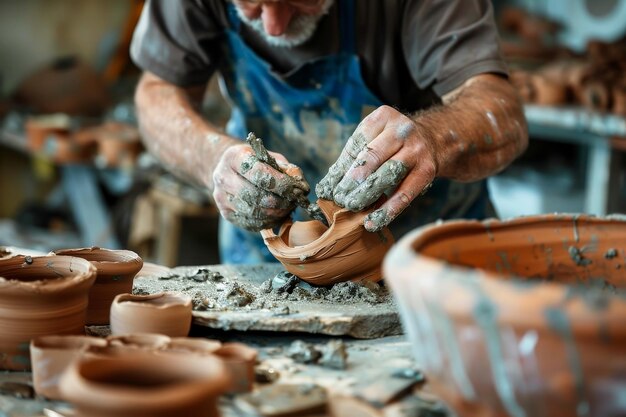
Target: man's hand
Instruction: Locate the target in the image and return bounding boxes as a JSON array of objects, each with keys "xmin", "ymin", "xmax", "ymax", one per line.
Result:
[
  {"xmin": 213, "ymin": 144, "xmax": 310, "ymax": 232},
  {"xmin": 316, "ymin": 105, "xmax": 437, "ymax": 233}
]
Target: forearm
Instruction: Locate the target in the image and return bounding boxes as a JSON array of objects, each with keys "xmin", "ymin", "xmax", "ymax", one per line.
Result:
[
  {"xmin": 416, "ymin": 74, "xmax": 528, "ymax": 182},
  {"xmin": 134, "ymin": 72, "xmax": 238, "ymax": 191}
]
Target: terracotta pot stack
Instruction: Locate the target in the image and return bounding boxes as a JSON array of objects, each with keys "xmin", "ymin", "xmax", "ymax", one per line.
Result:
[
  {"xmin": 384, "ymin": 214, "xmax": 626, "ymax": 417},
  {"xmin": 0, "ymin": 255, "xmax": 96, "ymax": 371},
  {"xmin": 261, "ymin": 199, "xmax": 394, "ymax": 285}
]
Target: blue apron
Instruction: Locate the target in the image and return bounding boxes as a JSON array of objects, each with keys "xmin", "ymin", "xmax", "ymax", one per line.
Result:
[{"xmin": 218, "ymin": 0, "xmax": 491, "ymax": 264}]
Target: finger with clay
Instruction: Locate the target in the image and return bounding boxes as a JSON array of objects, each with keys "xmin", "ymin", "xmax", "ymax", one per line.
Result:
[{"xmin": 213, "ymin": 144, "xmax": 310, "ymax": 232}]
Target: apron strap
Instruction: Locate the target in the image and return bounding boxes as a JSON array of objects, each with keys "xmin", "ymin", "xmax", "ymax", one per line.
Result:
[{"xmin": 338, "ymin": 0, "xmax": 356, "ymax": 54}]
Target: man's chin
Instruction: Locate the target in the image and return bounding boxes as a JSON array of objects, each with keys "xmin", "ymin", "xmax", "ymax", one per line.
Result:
[{"xmin": 235, "ymin": 0, "xmax": 334, "ymax": 48}]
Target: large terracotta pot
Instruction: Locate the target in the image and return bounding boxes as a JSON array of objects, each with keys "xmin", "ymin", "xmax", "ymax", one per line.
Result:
[
  {"xmin": 0, "ymin": 255, "xmax": 96, "ymax": 371},
  {"xmin": 110, "ymin": 292, "xmax": 192, "ymax": 337},
  {"xmin": 383, "ymin": 214, "xmax": 626, "ymax": 417},
  {"xmin": 54, "ymin": 247, "xmax": 143, "ymax": 325},
  {"xmin": 30, "ymin": 335, "xmax": 107, "ymax": 399},
  {"xmin": 261, "ymin": 199, "xmax": 394, "ymax": 285},
  {"xmin": 59, "ymin": 352, "xmax": 231, "ymax": 417}
]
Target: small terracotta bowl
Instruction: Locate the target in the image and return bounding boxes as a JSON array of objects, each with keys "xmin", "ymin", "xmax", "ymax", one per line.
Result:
[
  {"xmin": 54, "ymin": 247, "xmax": 143, "ymax": 325},
  {"xmin": 384, "ymin": 214, "xmax": 626, "ymax": 417},
  {"xmin": 30, "ymin": 335, "xmax": 107, "ymax": 400},
  {"xmin": 261, "ymin": 199, "xmax": 394, "ymax": 285},
  {"xmin": 110, "ymin": 292, "xmax": 193, "ymax": 337},
  {"xmin": 214, "ymin": 343, "xmax": 258, "ymax": 393},
  {"xmin": 59, "ymin": 352, "xmax": 231, "ymax": 417},
  {"xmin": 0, "ymin": 255, "xmax": 96, "ymax": 371}
]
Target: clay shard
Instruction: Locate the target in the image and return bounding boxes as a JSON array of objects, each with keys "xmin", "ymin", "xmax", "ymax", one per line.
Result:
[{"xmin": 261, "ymin": 199, "xmax": 394, "ymax": 286}]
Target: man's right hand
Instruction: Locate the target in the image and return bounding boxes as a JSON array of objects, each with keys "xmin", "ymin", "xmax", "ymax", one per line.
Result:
[{"xmin": 212, "ymin": 144, "xmax": 310, "ymax": 232}]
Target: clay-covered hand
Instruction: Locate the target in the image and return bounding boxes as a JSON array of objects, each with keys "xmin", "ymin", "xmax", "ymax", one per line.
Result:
[
  {"xmin": 213, "ymin": 144, "xmax": 310, "ymax": 232},
  {"xmin": 316, "ymin": 105, "xmax": 436, "ymax": 232}
]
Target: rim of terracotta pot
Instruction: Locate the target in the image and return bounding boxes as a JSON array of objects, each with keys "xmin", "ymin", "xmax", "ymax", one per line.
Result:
[
  {"xmin": 60, "ymin": 353, "xmax": 231, "ymax": 410},
  {"xmin": 166, "ymin": 338, "xmax": 222, "ymax": 354},
  {"xmin": 112, "ymin": 292, "xmax": 192, "ymax": 310},
  {"xmin": 107, "ymin": 333, "xmax": 172, "ymax": 349},
  {"xmin": 52, "ymin": 247, "xmax": 143, "ymax": 276},
  {"xmin": 383, "ymin": 214, "xmax": 626, "ymax": 335},
  {"xmin": 31, "ymin": 335, "xmax": 107, "ymax": 350},
  {"xmin": 0, "ymin": 255, "xmax": 96, "ymax": 293}
]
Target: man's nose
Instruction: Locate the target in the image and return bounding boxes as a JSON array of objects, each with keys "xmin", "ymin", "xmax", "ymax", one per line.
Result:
[{"xmin": 261, "ymin": 3, "xmax": 294, "ymax": 36}]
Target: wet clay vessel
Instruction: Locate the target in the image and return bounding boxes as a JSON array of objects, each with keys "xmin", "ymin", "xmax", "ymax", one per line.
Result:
[
  {"xmin": 30, "ymin": 335, "xmax": 107, "ymax": 400},
  {"xmin": 0, "ymin": 255, "xmax": 96, "ymax": 371},
  {"xmin": 59, "ymin": 352, "xmax": 231, "ymax": 417},
  {"xmin": 261, "ymin": 199, "xmax": 394, "ymax": 285},
  {"xmin": 54, "ymin": 247, "xmax": 143, "ymax": 325},
  {"xmin": 214, "ymin": 343, "xmax": 258, "ymax": 393},
  {"xmin": 110, "ymin": 292, "xmax": 193, "ymax": 337},
  {"xmin": 384, "ymin": 214, "xmax": 626, "ymax": 417}
]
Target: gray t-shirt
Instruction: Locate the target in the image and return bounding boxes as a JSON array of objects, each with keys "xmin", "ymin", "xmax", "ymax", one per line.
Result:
[{"xmin": 131, "ymin": 0, "xmax": 507, "ymax": 113}]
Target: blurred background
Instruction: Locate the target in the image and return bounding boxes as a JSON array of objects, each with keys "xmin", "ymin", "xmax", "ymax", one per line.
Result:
[{"xmin": 1, "ymin": 0, "xmax": 626, "ymax": 266}]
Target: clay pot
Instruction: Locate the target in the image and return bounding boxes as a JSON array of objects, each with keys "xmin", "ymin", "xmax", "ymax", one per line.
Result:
[
  {"xmin": 0, "ymin": 255, "xmax": 96, "ymax": 371},
  {"xmin": 110, "ymin": 292, "xmax": 192, "ymax": 337},
  {"xmin": 261, "ymin": 199, "xmax": 394, "ymax": 285},
  {"xmin": 384, "ymin": 214, "xmax": 626, "ymax": 417},
  {"xmin": 53, "ymin": 247, "xmax": 143, "ymax": 325},
  {"xmin": 59, "ymin": 352, "xmax": 231, "ymax": 417},
  {"xmin": 214, "ymin": 343, "xmax": 258, "ymax": 393},
  {"xmin": 165, "ymin": 338, "xmax": 222, "ymax": 355},
  {"xmin": 30, "ymin": 335, "xmax": 107, "ymax": 400}
]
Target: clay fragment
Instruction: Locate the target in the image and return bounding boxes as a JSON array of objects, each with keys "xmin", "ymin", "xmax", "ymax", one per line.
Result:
[{"xmin": 261, "ymin": 199, "xmax": 394, "ymax": 285}]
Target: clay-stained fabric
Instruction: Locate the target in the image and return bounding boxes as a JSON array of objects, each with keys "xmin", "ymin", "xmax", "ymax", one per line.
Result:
[{"xmin": 130, "ymin": 0, "xmax": 507, "ymax": 111}]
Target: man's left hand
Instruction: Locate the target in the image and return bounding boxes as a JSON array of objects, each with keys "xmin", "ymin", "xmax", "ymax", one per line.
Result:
[{"xmin": 316, "ymin": 105, "xmax": 437, "ymax": 232}]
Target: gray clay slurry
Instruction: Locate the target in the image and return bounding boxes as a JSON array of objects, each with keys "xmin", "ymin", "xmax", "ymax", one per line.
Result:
[{"xmin": 133, "ymin": 264, "xmax": 401, "ymax": 339}]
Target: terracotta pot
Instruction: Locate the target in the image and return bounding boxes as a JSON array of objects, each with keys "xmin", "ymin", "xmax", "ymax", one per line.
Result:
[
  {"xmin": 0, "ymin": 255, "xmax": 96, "ymax": 371},
  {"xmin": 30, "ymin": 335, "xmax": 107, "ymax": 400},
  {"xmin": 384, "ymin": 214, "xmax": 626, "ymax": 417},
  {"xmin": 53, "ymin": 247, "xmax": 143, "ymax": 325},
  {"xmin": 261, "ymin": 199, "xmax": 394, "ymax": 285},
  {"xmin": 214, "ymin": 343, "xmax": 258, "ymax": 393},
  {"xmin": 110, "ymin": 292, "xmax": 192, "ymax": 337},
  {"xmin": 59, "ymin": 352, "xmax": 231, "ymax": 417},
  {"xmin": 165, "ymin": 338, "xmax": 222, "ymax": 355}
]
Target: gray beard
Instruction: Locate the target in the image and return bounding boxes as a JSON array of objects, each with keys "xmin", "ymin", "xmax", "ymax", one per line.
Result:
[{"xmin": 235, "ymin": 0, "xmax": 334, "ymax": 48}]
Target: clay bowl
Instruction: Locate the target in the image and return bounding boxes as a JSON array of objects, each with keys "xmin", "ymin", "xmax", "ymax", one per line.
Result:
[
  {"xmin": 261, "ymin": 199, "xmax": 394, "ymax": 285},
  {"xmin": 0, "ymin": 255, "xmax": 96, "ymax": 371},
  {"xmin": 214, "ymin": 343, "xmax": 258, "ymax": 393},
  {"xmin": 59, "ymin": 352, "xmax": 231, "ymax": 417},
  {"xmin": 110, "ymin": 292, "xmax": 193, "ymax": 337},
  {"xmin": 383, "ymin": 214, "xmax": 626, "ymax": 417},
  {"xmin": 30, "ymin": 335, "xmax": 107, "ymax": 400},
  {"xmin": 53, "ymin": 247, "xmax": 143, "ymax": 325}
]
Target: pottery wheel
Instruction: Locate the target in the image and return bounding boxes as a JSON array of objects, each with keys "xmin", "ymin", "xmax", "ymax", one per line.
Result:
[{"xmin": 133, "ymin": 263, "xmax": 401, "ymax": 339}]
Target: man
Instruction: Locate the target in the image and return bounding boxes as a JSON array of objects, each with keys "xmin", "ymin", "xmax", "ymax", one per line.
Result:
[{"xmin": 131, "ymin": 0, "xmax": 528, "ymax": 264}]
